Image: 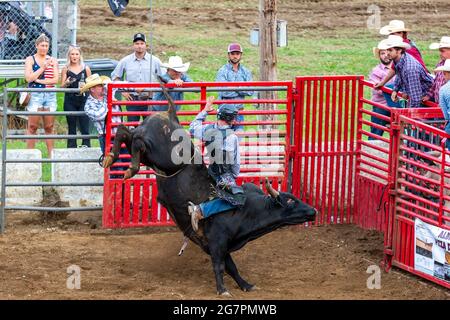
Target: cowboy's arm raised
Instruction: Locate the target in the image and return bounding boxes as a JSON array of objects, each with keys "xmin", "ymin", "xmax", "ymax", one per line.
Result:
[{"xmin": 189, "ymin": 96, "xmax": 215, "ymax": 139}]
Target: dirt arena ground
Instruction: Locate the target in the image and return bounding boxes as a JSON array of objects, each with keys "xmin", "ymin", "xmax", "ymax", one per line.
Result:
[{"xmin": 0, "ymin": 212, "xmax": 448, "ymax": 299}]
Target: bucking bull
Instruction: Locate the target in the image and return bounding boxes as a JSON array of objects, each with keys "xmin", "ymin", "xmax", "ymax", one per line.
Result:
[{"xmin": 103, "ymin": 81, "xmax": 317, "ymax": 296}]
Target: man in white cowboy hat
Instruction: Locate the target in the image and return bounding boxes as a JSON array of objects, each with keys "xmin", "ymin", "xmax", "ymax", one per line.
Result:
[
  {"xmin": 423, "ymin": 37, "xmax": 450, "ymax": 104},
  {"xmin": 216, "ymin": 43, "xmax": 253, "ymax": 131},
  {"xmin": 377, "ymin": 35, "xmax": 432, "ymax": 108},
  {"xmin": 379, "ymin": 20, "xmax": 427, "ymax": 71},
  {"xmin": 375, "ymin": 20, "xmax": 428, "ymax": 91},
  {"xmin": 111, "ymin": 33, "xmax": 162, "ymax": 123},
  {"xmin": 435, "ymin": 59, "xmax": 450, "ymax": 149},
  {"xmin": 82, "ymin": 73, "xmax": 121, "ymax": 154},
  {"xmin": 152, "ymin": 56, "xmax": 192, "ymax": 111},
  {"xmin": 368, "ymin": 45, "xmax": 397, "ymax": 139}
]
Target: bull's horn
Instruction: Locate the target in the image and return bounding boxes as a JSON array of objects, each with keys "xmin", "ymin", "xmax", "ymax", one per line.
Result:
[
  {"xmin": 265, "ymin": 178, "xmax": 279, "ymax": 198},
  {"xmin": 156, "ymin": 75, "xmax": 177, "ymax": 122}
]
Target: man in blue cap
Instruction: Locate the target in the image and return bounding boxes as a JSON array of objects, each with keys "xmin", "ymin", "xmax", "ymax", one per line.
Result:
[{"xmin": 188, "ymin": 97, "xmax": 245, "ymax": 231}]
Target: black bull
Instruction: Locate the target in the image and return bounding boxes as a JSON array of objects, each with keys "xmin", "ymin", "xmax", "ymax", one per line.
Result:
[{"xmin": 103, "ymin": 86, "xmax": 317, "ymax": 296}]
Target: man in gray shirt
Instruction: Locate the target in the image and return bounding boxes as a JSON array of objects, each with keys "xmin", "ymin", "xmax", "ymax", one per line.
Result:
[{"xmin": 111, "ymin": 33, "xmax": 162, "ymax": 123}]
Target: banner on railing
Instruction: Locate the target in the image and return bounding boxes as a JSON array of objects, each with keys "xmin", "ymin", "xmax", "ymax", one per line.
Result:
[{"xmin": 415, "ymin": 218, "xmax": 450, "ymax": 284}]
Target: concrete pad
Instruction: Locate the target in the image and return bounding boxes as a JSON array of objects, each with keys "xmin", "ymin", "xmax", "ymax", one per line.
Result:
[
  {"xmin": 0, "ymin": 149, "xmax": 42, "ymax": 206},
  {"xmin": 52, "ymin": 148, "xmax": 104, "ymax": 208}
]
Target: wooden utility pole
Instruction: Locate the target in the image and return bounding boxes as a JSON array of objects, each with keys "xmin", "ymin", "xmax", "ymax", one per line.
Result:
[{"xmin": 259, "ymin": 0, "xmax": 277, "ymax": 128}]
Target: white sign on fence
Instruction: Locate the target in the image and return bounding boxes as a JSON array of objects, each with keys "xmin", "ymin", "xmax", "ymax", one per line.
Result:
[{"xmin": 414, "ymin": 218, "xmax": 450, "ymax": 283}]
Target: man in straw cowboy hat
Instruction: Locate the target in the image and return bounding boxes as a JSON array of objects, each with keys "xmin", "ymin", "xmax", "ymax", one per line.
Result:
[
  {"xmin": 435, "ymin": 59, "xmax": 450, "ymax": 149},
  {"xmin": 368, "ymin": 44, "xmax": 398, "ymax": 139},
  {"xmin": 152, "ymin": 56, "xmax": 193, "ymax": 111},
  {"xmin": 423, "ymin": 37, "xmax": 450, "ymax": 104},
  {"xmin": 82, "ymin": 73, "xmax": 121, "ymax": 154},
  {"xmin": 377, "ymin": 35, "xmax": 432, "ymax": 108},
  {"xmin": 375, "ymin": 20, "xmax": 428, "ymax": 91}
]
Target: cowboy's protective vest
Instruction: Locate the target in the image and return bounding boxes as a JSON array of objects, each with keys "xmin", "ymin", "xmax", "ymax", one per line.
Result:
[{"xmin": 203, "ymin": 124, "xmax": 235, "ymax": 183}]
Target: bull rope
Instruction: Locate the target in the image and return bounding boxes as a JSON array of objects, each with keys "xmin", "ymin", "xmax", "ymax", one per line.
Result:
[{"xmin": 151, "ymin": 149, "xmax": 198, "ymax": 179}]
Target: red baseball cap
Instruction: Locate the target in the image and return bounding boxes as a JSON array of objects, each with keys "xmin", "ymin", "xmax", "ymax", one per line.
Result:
[{"xmin": 227, "ymin": 43, "xmax": 243, "ymax": 53}]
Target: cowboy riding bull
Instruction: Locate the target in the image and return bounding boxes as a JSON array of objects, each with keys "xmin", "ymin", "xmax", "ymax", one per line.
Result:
[{"xmin": 103, "ymin": 81, "xmax": 317, "ymax": 296}]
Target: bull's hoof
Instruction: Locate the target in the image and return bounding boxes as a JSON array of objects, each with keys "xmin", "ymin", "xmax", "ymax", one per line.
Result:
[
  {"xmin": 243, "ymin": 285, "xmax": 258, "ymax": 292},
  {"xmin": 102, "ymin": 153, "xmax": 114, "ymax": 168},
  {"xmin": 218, "ymin": 290, "xmax": 233, "ymax": 297}
]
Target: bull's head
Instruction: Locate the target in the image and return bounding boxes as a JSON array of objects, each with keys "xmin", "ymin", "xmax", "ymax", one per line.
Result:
[
  {"xmin": 106, "ymin": 78, "xmax": 194, "ymax": 179},
  {"xmin": 265, "ymin": 178, "xmax": 317, "ymax": 224}
]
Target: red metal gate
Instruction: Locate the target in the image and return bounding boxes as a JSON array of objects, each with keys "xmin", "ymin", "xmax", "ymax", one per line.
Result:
[
  {"xmin": 358, "ymin": 80, "xmax": 450, "ymax": 289},
  {"xmin": 390, "ymin": 113, "xmax": 450, "ymax": 289},
  {"xmin": 293, "ymin": 76, "xmax": 361, "ymax": 225},
  {"xmin": 102, "ymin": 81, "xmax": 293, "ymax": 228}
]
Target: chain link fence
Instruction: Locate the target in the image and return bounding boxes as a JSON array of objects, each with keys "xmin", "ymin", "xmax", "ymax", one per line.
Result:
[{"xmin": 0, "ymin": 0, "xmax": 77, "ymax": 60}]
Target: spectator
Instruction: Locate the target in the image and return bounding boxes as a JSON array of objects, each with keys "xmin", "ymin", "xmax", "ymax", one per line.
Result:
[
  {"xmin": 379, "ymin": 20, "xmax": 427, "ymax": 71},
  {"xmin": 111, "ymin": 33, "xmax": 162, "ymax": 123},
  {"xmin": 81, "ymin": 74, "xmax": 119, "ymax": 154},
  {"xmin": 24, "ymin": 33, "xmax": 59, "ymax": 157},
  {"xmin": 423, "ymin": 37, "xmax": 450, "ymax": 104},
  {"xmin": 368, "ymin": 45, "xmax": 397, "ymax": 139},
  {"xmin": 216, "ymin": 43, "xmax": 253, "ymax": 131},
  {"xmin": 5, "ymin": 20, "xmax": 18, "ymax": 41},
  {"xmin": 0, "ymin": 19, "xmax": 20, "ymax": 59},
  {"xmin": 375, "ymin": 20, "xmax": 429, "ymax": 90},
  {"xmin": 378, "ymin": 35, "xmax": 433, "ymax": 108},
  {"xmin": 152, "ymin": 56, "xmax": 192, "ymax": 111},
  {"xmin": 435, "ymin": 60, "xmax": 450, "ymax": 149},
  {"xmin": 60, "ymin": 44, "xmax": 92, "ymax": 148},
  {"xmin": 82, "ymin": 74, "xmax": 126, "ymax": 178}
]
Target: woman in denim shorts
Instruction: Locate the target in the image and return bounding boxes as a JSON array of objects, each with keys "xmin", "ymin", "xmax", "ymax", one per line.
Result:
[{"xmin": 24, "ymin": 34, "xmax": 59, "ymax": 157}]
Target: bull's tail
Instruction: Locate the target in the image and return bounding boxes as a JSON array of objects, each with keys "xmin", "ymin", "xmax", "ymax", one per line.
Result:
[{"xmin": 156, "ymin": 75, "xmax": 179, "ymax": 123}]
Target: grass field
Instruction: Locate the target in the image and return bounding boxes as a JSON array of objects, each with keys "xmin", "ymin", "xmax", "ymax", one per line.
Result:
[{"xmin": 77, "ymin": 0, "xmax": 449, "ymax": 80}]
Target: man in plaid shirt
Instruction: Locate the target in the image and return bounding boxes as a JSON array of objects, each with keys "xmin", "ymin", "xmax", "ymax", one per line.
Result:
[
  {"xmin": 378, "ymin": 35, "xmax": 433, "ymax": 108},
  {"xmin": 81, "ymin": 74, "xmax": 121, "ymax": 153}
]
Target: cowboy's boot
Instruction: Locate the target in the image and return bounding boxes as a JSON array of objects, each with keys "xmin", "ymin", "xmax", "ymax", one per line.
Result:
[{"xmin": 188, "ymin": 201, "xmax": 203, "ymax": 232}]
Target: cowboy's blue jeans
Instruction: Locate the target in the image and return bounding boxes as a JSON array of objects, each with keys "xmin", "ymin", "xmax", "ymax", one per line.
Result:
[
  {"xmin": 369, "ymin": 84, "xmax": 402, "ymax": 140},
  {"xmin": 200, "ymin": 198, "xmax": 236, "ymax": 218}
]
